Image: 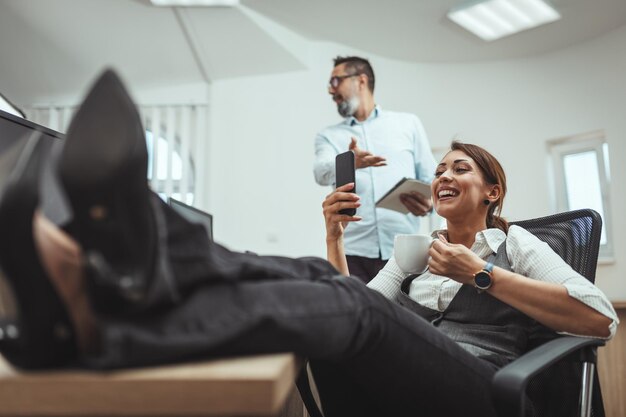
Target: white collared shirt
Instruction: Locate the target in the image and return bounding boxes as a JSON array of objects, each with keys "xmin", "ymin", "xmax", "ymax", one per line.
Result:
[{"xmin": 367, "ymin": 225, "xmax": 619, "ymax": 338}]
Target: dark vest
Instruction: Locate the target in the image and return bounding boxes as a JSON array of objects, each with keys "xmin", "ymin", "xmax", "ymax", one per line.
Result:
[{"xmin": 396, "ymin": 241, "xmax": 544, "ymax": 368}]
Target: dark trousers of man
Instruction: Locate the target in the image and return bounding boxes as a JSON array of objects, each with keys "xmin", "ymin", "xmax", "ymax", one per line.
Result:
[
  {"xmin": 346, "ymin": 255, "xmax": 387, "ymax": 284},
  {"xmin": 86, "ymin": 197, "xmax": 499, "ymax": 417}
]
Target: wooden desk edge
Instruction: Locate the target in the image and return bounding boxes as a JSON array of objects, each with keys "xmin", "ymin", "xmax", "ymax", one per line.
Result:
[{"xmin": 0, "ymin": 353, "xmax": 300, "ymax": 416}]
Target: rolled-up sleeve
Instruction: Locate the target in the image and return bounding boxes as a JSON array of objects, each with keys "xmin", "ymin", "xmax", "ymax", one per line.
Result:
[
  {"xmin": 313, "ymin": 133, "xmax": 338, "ymax": 186},
  {"xmin": 507, "ymin": 225, "xmax": 618, "ymax": 339},
  {"xmin": 367, "ymin": 256, "xmax": 406, "ymax": 300}
]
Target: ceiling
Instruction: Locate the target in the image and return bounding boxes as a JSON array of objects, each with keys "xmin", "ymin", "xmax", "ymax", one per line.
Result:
[
  {"xmin": 245, "ymin": 0, "xmax": 626, "ymax": 62},
  {"xmin": 1, "ymin": 0, "xmax": 625, "ymax": 104}
]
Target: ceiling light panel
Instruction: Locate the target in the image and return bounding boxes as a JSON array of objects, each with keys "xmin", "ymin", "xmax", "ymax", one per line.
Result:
[
  {"xmin": 448, "ymin": 0, "xmax": 561, "ymax": 41},
  {"xmin": 150, "ymin": 0, "xmax": 239, "ymax": 6}
]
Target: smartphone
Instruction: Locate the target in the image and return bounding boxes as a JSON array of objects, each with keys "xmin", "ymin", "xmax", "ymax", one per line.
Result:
[{"xmin": 335, "ymin": 150, "xmax": 356, "ymax": 216}]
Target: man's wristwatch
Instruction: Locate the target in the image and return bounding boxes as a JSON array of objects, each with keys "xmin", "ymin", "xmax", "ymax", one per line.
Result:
[{"xmin": 473, "ymin": 262, "xmax": 494, "ymax": 293}]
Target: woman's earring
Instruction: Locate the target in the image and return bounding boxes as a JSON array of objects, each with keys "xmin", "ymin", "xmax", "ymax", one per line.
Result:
[{"xmin": 483, "ymin": 199, "xmax": 490, "ymax": 206}]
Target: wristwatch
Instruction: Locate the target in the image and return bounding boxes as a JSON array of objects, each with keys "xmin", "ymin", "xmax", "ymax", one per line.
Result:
[{"xmin": 473, "ymin": 262, "xmax": 494, "ymax": 293}]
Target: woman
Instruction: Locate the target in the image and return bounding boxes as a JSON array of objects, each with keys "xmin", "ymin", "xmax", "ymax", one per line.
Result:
[
  {"xmin": 315, "ymin": 141, "xmax": 617, "ymax": 414},
  {"xmin": 323, "ymin": 142, "xmax": 616, "ymax": 346},
  {"xmin": 0, "ymin": 70, "xmax": 617, "ymax": 417}
]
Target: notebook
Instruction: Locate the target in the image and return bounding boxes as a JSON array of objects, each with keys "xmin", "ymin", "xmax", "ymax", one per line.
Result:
[{"xmin": 375, "ymin": 178, "xmax": 431, "ymax": 214}]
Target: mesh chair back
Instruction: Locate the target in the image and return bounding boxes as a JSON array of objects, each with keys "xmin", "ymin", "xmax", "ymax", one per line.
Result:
[
  {"xmin": 512, "ymin": 209, "xmax": 602, "ymax": 283},
  {"xmin": 511, "ymin": 209, "xmax": 605, "ymax": 417}
]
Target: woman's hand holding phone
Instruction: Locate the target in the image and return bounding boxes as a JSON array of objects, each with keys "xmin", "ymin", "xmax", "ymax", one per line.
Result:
[{"xmin": 322, "ymin": 183, "xmax": 362, "ymax": 241}]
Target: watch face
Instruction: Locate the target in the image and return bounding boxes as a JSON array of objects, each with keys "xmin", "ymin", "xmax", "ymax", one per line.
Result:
[{"xmin": 474, "ymin": 272, "xmax": 492, "ymax": 289}]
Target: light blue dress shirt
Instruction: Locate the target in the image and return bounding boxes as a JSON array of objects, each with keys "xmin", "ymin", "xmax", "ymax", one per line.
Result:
[{"xmin": 314, "ymin": 106, "xmax": 437, "ymax": 260}]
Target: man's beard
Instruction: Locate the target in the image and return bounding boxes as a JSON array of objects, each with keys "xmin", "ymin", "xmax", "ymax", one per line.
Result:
[{"xmin": 337, "ymin": 95, "xmax": 360, "ymax": 117}]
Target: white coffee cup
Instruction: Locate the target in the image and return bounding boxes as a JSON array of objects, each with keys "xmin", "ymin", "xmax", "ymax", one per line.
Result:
[{"xmin": 393, "ymin": 234, "xmax": 434, "ymax": 274}]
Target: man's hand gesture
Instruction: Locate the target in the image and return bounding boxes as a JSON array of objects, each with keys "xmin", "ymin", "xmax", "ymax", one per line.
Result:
[{"xmin": 349, "ymin": 137, "xmax": 386, "ymax": 169}]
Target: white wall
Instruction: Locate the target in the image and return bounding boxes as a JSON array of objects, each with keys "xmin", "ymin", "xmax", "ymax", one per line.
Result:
[{"xmin": 206, "ymin": 25, "xmax": 626, "ymax": 300}]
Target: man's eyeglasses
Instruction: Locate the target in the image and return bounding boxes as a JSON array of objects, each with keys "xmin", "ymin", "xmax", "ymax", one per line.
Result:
[{"xmin": 328, "ymin": 74, "xmax": 361, "ymax": 89}]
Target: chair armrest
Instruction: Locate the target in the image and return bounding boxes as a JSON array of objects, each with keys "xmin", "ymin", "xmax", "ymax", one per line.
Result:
[{"xmin": 491, "ymin": 336, "xmax": 605, "ymax": 417}]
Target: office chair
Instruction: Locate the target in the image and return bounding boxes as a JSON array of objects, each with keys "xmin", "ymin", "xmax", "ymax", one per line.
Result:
[
  {"xmin": 297, "ymin": 209, "xmax": 606, "ymax": 417},
  {"xmin": 493, "ymin": 208, "xmax": 605, "ymax": 417}
]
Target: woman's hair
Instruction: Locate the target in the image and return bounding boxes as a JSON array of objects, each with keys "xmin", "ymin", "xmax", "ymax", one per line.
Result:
[{"xmin": 450, "ymin": 141, "xmax": 509, "ymax": 233}]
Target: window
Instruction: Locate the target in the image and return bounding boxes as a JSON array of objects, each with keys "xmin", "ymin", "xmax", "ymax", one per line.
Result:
[
  {"xmin": 142, "ymin": 105, "xmax": 201, "ymax": 207},
  {"xmin": 146, "ymin": 129, "xmax": 195, "ymax": 204},
  {"xmin": 547, "ymin": 130, "xmax": 613, "ymax": 260},
  {"xmin": 23, "ymin": 104, "xmax": 201, "ymax": 207}
]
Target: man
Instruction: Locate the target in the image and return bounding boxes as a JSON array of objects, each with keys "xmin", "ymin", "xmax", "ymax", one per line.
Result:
[{"xmin": 314, "ymin": 56, "xmax": 436, "ymax": 283}]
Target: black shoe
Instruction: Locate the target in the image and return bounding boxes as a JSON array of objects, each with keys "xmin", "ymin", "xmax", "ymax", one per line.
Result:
[
  {"xmin": 0, "ymin": 136, "xmax": 78, "ymax": 369},
  {"xmin": 58, "ymin": 69, "xmax": 156, "ymax": 314}
]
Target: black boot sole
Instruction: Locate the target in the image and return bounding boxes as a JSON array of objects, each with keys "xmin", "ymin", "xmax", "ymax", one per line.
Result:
[{"xmin": 58, "ymin": 69, "xmax": 156, "ymax": 313}]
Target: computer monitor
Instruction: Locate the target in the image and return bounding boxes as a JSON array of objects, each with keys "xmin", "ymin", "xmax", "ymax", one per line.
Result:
[
  {"xmin": 0, "ymin": 109, "xmax": 67, "ymax": 321},
  {"xmin": 168, "ymin": 197, "xmax": 213, "ymax": 241},
  {"xmin": 0, "ymin": 92, "xmax": 25, "ymax": 119},
  {"xmin": 0, "ymin": 109, "xmax": 68, "ymax": 223},
  {"xmin": 0, "ymin": 109, "xmax": 65, "ymax": 161},
  {"xmin": 0, "ymin": 108, "xmax": 62, "ymax": 159}
]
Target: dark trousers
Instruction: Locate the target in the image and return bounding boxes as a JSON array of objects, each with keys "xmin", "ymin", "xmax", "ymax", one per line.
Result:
[
  {"xmin": 87, "ymin": 198, "xmax": 499, "ymax": 417},
  {"xmin": 346, "ymin": 255, "xmax": 388, "ymax": 284}
]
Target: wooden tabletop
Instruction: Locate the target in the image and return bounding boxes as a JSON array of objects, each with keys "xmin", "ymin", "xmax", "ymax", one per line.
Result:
[{"xmin": 0, "ymin": 353, "xmax": 299, "ymax": 416}]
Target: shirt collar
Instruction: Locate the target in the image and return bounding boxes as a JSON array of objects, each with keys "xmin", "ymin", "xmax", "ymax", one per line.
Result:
[
  {"xmin": 348, "ymin": 104, "xmax": 381, "ymax": 126},
  {"xmin": 431, "ymin": 227, "xmax": 506, "ymax": 254},
  {"xmin": 479, "ymin": 228, "xmax": 507, "ymax": 254}
]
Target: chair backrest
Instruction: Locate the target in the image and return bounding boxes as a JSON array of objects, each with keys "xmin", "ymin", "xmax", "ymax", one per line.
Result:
[
  {"xmin": 511, "ymin": 208, "xmax": 602, "ymax": 283},
  {"xmin": 511, "ymin": 208, "xmax": 605, "ymax": 417}
]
